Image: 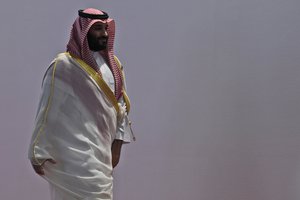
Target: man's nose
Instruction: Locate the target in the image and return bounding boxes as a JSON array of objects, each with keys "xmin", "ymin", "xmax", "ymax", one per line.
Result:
[{"xmin": 102, "ymin": 30, "xmax": 108, "ymax": 37}]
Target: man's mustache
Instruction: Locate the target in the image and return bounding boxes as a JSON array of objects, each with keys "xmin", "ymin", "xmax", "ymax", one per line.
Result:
[{"xmin": 98, "ymin": 37, "xmax": 108, "ymax": 40}]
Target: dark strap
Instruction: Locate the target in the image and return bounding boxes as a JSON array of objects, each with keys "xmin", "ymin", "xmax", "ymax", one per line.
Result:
[{"xmin": 78, "ymin": 10, "xmax": 109, "ymax": 20}]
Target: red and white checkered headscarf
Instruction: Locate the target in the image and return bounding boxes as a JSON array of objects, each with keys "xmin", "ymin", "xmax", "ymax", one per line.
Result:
[{"xmin": 67, "ymin": 8, "xmax": 123, "ymax": 100}]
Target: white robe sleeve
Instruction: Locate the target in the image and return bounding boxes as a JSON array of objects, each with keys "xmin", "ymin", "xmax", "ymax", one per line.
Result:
[
  {"xmin": 114, "ymin": 59, "xmax": 134, "ymax": 143},
  {"xmin": 114, "ymin": 97, "xmax": 133, "ymax": 143},
  {"xmin": 28, "ymin": 64, "xmax": 57, "ymax": 165}
]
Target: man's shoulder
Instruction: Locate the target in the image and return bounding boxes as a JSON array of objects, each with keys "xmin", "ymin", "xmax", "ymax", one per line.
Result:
[
  {"xmin": 44, "ymin": 52, "xmax": 77, "ymax": 75},
  {"xmin": 53, "ymin": 52, "xmax": 73, "ymax": 64},
  {"xmin": 42, "ymin": 53, "xmax": 74, "ymax": 79},
  {"xmin": 49, "ymin": 52, "xmax": 79, "ymax": 70}
]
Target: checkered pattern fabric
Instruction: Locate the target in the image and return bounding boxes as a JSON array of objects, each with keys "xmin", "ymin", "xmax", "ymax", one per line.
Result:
[{"xmin": 66, "ymin": 8, "xmax": 123, "ymax": 100}]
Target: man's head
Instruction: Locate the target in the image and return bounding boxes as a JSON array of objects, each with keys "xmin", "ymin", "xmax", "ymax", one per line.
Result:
[
  {"xmin": 87, "ymin": 22, "xmax": 109, "ymax": 51},
  {"xmin": 66, "ymin": 8, "xmax": 114, "ymax": 66},
  {"xmin": 66, "ymin": 8, "xmax": 124, "ymax": 100}
]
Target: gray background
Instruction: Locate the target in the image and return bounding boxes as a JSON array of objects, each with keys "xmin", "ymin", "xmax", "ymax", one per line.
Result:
[{"xmin": 0, "ymin": 0, "xmax": 300, "ymax": 199}]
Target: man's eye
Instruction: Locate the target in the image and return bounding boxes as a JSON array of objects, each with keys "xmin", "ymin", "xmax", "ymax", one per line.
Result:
[{"xmin": 93, "ymin": 26, "xmax": 103, "ymax": 30}]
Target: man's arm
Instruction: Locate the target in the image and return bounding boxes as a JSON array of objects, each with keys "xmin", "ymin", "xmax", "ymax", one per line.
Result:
[
  {"xmin": 31, "ymin": 159, "xmax": 56, "ymax": 175},
  {"xmin": 111, "ymin": 139, "xmax": 123, "ymax": 168}
]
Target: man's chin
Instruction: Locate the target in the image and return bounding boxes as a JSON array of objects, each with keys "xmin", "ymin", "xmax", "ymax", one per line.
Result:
[
  {"xmin": 90, "ymin": 46, "xmax": 107, "ymax": 52},
  {"xmin": 99, "ymin": 46, "xmax": 107, "ymax": 51}
]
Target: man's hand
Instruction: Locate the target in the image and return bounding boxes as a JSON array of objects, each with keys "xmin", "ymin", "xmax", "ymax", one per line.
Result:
[
  {"xmin": 111, "ymin": 140, "xmax": 123, "ymax": 168},
  {"xmin": 31, "ymin": 159, "xmax": 56, "ymax": 175}
]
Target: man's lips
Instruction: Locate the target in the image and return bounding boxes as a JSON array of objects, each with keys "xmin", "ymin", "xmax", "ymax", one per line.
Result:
[{"xmin": 99, "ymin": 38, "xmax": 108, "ymax": 42}]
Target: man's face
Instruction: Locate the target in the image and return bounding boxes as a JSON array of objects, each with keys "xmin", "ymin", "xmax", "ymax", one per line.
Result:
[{"xmin": 87, "ymin": 22, "xmax": 108, "ymax": 51}]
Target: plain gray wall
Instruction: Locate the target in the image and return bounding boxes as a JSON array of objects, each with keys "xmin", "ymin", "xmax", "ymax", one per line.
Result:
[{"xmin": 1, "ymin": 0, "xmax": 300, "ymax": 199}]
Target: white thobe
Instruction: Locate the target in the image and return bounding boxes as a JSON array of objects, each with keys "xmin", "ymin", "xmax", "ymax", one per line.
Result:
[{"xmin": 28, "ymin": 52, "xmax": 133, "ymax": 200}]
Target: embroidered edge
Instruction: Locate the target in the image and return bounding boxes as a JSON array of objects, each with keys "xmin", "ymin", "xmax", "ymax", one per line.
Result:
[
  {"xmin": 65, "ymin": 52, "xmax": 120, "ymax": 115},
  {"xmin": 32, "ymin": 59, "xmax": 58, "ymax": 165}
]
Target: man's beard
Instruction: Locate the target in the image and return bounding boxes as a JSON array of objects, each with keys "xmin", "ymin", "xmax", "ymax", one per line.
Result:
[{"xmin": 88, "ymin": 36, "xmax": 108, "ymax": 51}]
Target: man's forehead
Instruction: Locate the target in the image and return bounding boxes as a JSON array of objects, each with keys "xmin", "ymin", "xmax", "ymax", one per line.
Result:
[{"xmin": 93, "ymin": 21, "xmax": 107, "ymax": 26}]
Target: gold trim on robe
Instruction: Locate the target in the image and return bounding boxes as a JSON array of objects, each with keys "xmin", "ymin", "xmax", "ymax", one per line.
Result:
[
  {"xmin": 113, "ymin": 55, "xmax": 131, "ymax": 113},
  {"xmin": 32, "ymin": 59, "xmax": 58, "ymax": 165},
  {"xmin": 65, "ymin": 52, "xmax": 121, "ymax": 115}
]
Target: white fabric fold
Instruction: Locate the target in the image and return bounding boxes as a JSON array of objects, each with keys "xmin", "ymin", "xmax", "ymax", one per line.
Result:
[{"xmin": 28, "ymin": 53, "xmax": 131, "ymax": 199}]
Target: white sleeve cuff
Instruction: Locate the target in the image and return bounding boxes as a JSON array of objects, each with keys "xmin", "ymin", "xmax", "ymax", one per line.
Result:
[{"xmin": 115, "ymin": 115, "xmax": 133, "ymax": 143}]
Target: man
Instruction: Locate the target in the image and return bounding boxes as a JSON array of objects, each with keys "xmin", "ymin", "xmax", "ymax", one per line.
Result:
[{"xmin": 28, "ymin": 8, "xmax": 134, "ymax": 200}]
